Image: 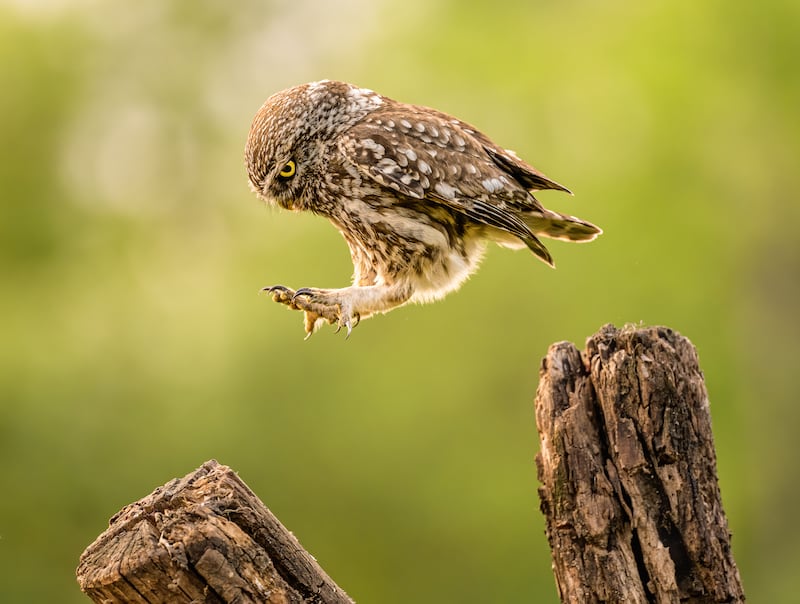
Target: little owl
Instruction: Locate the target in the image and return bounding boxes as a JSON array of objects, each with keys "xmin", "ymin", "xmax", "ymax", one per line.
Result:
[{"xmin": 245, "ymin": 80, "xmax": 601, "ymax": 336}]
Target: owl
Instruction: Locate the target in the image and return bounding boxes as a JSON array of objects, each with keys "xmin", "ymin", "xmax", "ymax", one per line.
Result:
[{"xmin": 245, "ymin": 80, "xmax": 601, "ymax": 336}]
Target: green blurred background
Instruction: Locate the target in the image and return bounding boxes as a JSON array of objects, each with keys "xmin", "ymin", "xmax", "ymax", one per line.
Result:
[{"xmin": 1, "ymin": 0, "xmax": 798, "ymax": 602}]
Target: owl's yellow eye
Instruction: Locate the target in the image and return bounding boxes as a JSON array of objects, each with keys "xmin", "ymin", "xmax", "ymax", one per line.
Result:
[{"xmin": 278, "ymin": 160, "xmax": 296, "ymax": 179}]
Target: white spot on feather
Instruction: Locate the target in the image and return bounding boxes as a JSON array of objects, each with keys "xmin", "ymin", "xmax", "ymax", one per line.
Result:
[
  {"xmin": 361, "ymin": 138, "xmax": 385, "ymax": 159},
  {"xmin": 434, "ymin": 182, "xmax": 457, "ymax": 199},
  {"xmin": 482, "ymin": 177, "xmax": 505, "ymax": 193},
  {"xmin": 346, "ymin": 85, "xmax": 383, "ymax": 110}
]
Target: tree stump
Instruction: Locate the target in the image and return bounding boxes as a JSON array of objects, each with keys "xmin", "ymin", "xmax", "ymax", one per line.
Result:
[
  {"xmin": 77, "ymin": 460, "xmax": 354, "ymax": 604},
  {"xmin": 535, "ymin": 324, "xmax": 745, "ymax": 603}
]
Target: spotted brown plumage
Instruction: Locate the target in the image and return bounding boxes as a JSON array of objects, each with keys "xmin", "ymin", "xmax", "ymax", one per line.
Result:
[{"xmin": 246, "ymin": 80, "xmax": 601, "ymax": 336}]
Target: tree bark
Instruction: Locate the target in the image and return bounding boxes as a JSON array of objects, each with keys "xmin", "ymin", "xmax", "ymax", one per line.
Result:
[
  {"xmin": 77, "ymin": 460, "xmax": 354, "ymax": 604},
  {"xmin": 535, "ymin": 324, "xmax": 745, "ymax": 603}
]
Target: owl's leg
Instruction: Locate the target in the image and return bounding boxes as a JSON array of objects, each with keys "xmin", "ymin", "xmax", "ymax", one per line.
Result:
[
  {"xmin": 264, "ymin": 284, "xmax": 411, "ymax": 336},
  {"xmin": 294, "ymin": 284, "xmax": 413, "ymax": 336}
]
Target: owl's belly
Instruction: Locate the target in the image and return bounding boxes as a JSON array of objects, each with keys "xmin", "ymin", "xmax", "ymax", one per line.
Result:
[{"xmin": 405, "ymin": 235, "xmax": 487, "ymax": 304}]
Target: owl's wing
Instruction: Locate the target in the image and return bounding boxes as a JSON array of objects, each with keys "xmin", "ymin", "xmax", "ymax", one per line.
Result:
[
  {"xmin": 481, "ymin": 146, "xmax": 571, "ymax": 194},
  {"xmin": 339, "ymin": 106, "xmax": 563, "ymax": 264}
]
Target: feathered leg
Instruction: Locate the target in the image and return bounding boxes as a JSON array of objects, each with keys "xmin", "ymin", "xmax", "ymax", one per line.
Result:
[{"xmin": 264, "ymin": 283, "xmax": 412, "ymax": 337}]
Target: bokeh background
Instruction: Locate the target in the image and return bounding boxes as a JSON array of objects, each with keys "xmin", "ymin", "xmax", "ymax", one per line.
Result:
[{"xmin": 1, "ymin": 0, "xmax": 798, "ymax": 602}]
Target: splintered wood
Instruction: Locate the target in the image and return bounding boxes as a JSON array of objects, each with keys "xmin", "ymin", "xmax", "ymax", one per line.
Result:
[
  {"xmin": 77, "ymin": 460, "xmax": 353, "ymax": 604},
  {"xmin": 535, "ymin": 325, "xmax": 744, "ymax": 603}
]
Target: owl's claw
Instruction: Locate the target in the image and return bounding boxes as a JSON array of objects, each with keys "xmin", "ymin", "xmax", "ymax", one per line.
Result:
[
  {"xmin": 262, "ymin": 285, "xmax": 298, "ymax": 307},
  {"xmin": 292, "ymin": 287, "xmax": 313, "ymax": 301},
  {"xmin": 262, "ymin": 285, "xmax": 292, "ymax": 294},
  {"xmin": 334, "ymin": 312, "xmax": 359, "ymax": 338},
  {"xmin": 264, "ymin": 285, "xmax": 360, "ymax": 337}
]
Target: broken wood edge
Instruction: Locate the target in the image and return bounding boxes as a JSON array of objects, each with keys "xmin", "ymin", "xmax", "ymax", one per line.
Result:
[{"xmin": 77, "ymin": 459, "xmax": 354, "ymax": 603}]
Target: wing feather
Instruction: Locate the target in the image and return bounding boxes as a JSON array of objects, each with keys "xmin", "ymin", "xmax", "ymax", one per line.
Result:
[{"xmin": 338, "ymin": 105, "xmax": 566, "ymax": 265}]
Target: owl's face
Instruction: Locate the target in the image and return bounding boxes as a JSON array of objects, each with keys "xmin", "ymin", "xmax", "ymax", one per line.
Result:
[{"xmin": 245, "ymin": 80, "xmax": 383, "ymax": 211}]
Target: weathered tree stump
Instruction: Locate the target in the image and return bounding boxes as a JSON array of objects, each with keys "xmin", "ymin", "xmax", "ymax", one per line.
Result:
[
  {"xmin": 535, "ymin": 324, "xmax": 745, "ymax": 603},
  {"xmin": 77, "ymin": 460, "xmax": 353, "ymax": 604}
]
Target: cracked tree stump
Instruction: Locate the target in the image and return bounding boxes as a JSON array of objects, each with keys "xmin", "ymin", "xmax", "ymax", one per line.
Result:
[
  {"xmin": 535, "ymin": 324, "xmax": 745, "ymax": 603},
  {"xmin": 77, "ymin": 460, "xmax": 353, "ymax": 604}
]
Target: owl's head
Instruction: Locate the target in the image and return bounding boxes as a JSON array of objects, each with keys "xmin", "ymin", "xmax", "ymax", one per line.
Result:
[{"xmin": 245, "ymin": 80, "xmax": 383, "ymax": 210}]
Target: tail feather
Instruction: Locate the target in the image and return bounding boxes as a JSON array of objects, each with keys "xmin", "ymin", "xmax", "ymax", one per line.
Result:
[
  {"xmin": 522, "ymin": 233, "xmax": 554, "ymax": 267},
  {"xmin": 521, "ymin": 210, "xmax": 602, "ymax": 243}
]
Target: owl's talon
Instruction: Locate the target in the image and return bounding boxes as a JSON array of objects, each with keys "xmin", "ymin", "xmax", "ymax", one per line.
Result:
[
  {"xmin": 292, "ymin": 287, "xmax": 314, "ymax": 301},
  {"xmin": 335, "ymin": 316, "xmax": 351, "ymax": 338},
  {"xmin": 262, "ymin": 285, "xmax": 297, "ymax": 306},
  {"xmin": 303, "ymin": 311, "xmax": 325, "ymax": 338}
]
